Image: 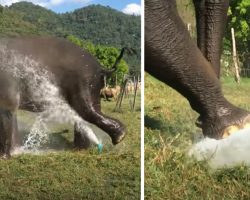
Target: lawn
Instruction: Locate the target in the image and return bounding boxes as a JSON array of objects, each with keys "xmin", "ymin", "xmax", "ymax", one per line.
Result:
[
  {"xmin": 145, "ymin": 73, "xmax": 250, "ymax": 200},
  {"xmin": 0, "ymin": 93, "xmax": 141, "ymax": 200}
]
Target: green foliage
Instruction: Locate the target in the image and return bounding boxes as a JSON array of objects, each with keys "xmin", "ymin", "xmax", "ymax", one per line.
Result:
[
  {"xmin": 94, "ymin": 45, "xmax": 129, "ymax": 84},
  {"xmin": 0, "ymin": 8, "xmax": 41, "ymax": 36},
  {"xmin": 9, "ymin": 2, "xmax": 64, "ymax": 36},
  {"xmin": 224, "ymin": 0, "xmax": 250, "ymax": 67},
  {"xmin": 62, "ymin": 5, "xmax": 140, "ymax": 49},
  {"xmin": 0, "ymin": 5, "xmax": 3, "ymax": 13},
  {"xmin": 67, "ymin": 35, "xmax": 129, "ymax": 85},
  {"xmin": 1, "ymin": 2, "xmax": 140, "ymax": 68}
]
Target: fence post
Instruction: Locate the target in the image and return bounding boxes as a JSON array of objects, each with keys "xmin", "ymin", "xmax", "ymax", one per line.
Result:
[
  {"xmin": 104, "ymin": 75, "xmax": 107, "ymax": 88},
  {"xmin": 115, "ymin": 79, "xmax": 128, "ymax": 111},
  {"xmin": 132, "ymin": 76, "xmax": 139, "ymax": 111},
  {"xmin": 231, "ymin": 28, "xmax": 240, "ymax": 83}
]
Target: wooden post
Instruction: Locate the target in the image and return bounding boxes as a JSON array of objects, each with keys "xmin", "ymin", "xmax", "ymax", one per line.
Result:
[
  {"xmin": 119, "ymin": 79, "xmax": 127, "ymax": 109},
  {"xmin": 231, "ymin": 28, "xmax": 240, "ymax": 83},
  {"xmin": 132, "ymin": 76, "xmax": 139, "ymax": 111},
  {"xmin": 115, "ymin": 79, "xmax": 128, "ymax": 111},
  {"xmin": 187, "ymin": 23, "xmax": 192, "ymax": 36},
  {"xmin": 116, "ymin": 73, "xmax": 117, "ymax": 86},
  {"xmin": 104, "ymin": 75, "xmax": 107, "ymax": 88},
  {"xmin": 133, "ymin": 76, "xmax": 136, "ymax": 86}
]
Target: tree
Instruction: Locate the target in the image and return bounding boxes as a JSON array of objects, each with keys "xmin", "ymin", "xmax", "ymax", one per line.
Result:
[
  {"xmin": 0, "ymin": 5, "xmax": 3, "ymax": 14},
  {"xmin": 1, "ymin": 2, "xmax": 140, "ymax": 67},
  {"xmin": 224, "ymin": 0, "xmax": 250, "ymax": 68},
  {"xmin": 94, "ymin": 45, "xmax": 129, "ymax": 85},
  {"xmin": 67, "ymin": 35, "xmax": 129, "ymax": 85}
]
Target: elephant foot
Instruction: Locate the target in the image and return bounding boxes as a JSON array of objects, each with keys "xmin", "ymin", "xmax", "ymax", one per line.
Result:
[
  {"xmin": 202, "ymin": 108, "xmax": 250, "ymax": 139},
  {"xmin": 221, "ymin": 115, "xmax": 250, "ymax": 138},
  {"xmin": 110, "ymin": 127, "xmax": 126, "ymax": 145}
]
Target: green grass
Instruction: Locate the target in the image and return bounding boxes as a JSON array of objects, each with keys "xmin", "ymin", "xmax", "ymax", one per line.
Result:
[
  {"xmin": 0, "ymin": 94, "xmax": 141, "ymax": 200},
  {"xmin": 145, "ymin": 73, "xmax": 250, "ymax": 200}
]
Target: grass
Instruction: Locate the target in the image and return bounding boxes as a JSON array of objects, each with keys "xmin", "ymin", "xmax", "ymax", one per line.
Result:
[
  {"xmin": 0, "ymin": 93, "xmax": 141, "ymax": 200},
  {"xmin": 144, "ymin": 73, "xmax": 250, "ymax": 200}
]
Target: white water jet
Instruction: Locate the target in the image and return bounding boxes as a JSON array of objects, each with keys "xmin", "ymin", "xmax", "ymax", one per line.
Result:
[
  {"xmin": 0, "ymin": 45, "xmax": 101, "ymax": 152},
  {"xmin": 189, "ymin": 128, "xmax": 250, "ymax": 169}
]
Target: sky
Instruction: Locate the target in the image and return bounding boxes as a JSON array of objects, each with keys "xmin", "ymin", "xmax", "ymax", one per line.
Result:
[{"xmin": 0, "ymin": 0, "xmax": 141, "ymax": 15}]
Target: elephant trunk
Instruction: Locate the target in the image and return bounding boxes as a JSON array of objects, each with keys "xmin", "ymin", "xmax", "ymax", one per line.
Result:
[{"xmin": 193, "ymin": 0, "xmax": 230, "ymax": 78}]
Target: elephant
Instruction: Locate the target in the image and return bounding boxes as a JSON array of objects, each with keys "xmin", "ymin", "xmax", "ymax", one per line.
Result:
[
  {"xmin": 145, "ymin": 0, "xmax": 250, "ymax": 139},
  {"xmin": 0, "ymin": 36, "xmax": 126, "ymax": 158}
]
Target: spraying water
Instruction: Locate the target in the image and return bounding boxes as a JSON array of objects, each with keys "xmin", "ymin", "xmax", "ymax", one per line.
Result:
[
  {"xmin": 189, "ymin": 128, "xmax": 250, "ymax": 169},
  {"xmin": 0, "ymin": 45, "xmax": 102, "ymax": 153}
]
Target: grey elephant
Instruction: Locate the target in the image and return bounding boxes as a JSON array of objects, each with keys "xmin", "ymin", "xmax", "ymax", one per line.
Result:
[
  {"xmin": 0, "ymin": 37, "xmax": 126, "ymax": 158},
  {"xmin": 145, "ymin": 0, "xmax": 250, "ymax": 138}
]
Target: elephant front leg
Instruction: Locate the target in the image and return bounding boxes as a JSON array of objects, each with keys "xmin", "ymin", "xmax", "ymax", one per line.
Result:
[
  {"xmin": 88, "ymin": 110, "xmax": 126, "ymax": 145},
  {"xmin": 80, "ymin": 107, "xmax": 126, "ymax": 145},
  {"xmin": 193, "ymin": 0, "xmax": 230, "ymax": 77},
  {"xmin": 0, "ymin": 109, "xmax": 17, "ymax": 158},
  {"xmin": 145, "ymin": 0, "xmax": 250, "ymax": 139},
  {"xmin": 70, "ymin": 94, "xmax": 126, "ymax": 145}
]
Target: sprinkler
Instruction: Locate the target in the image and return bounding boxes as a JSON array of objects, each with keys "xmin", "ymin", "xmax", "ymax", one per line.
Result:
[{"xmin": 97, "ymin": 143, "xmax": 103, "ymax": 153}]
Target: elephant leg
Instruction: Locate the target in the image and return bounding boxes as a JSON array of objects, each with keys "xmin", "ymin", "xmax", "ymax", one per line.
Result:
[
  {"xmin": 0, "ymin": 73, "xmax": 20, "ymax": 157},
  {"xmin": 70, "ymin": 91, "xmax": 126, "ymax": 145},
  {"xmin": 193, "ymin": 0, "xmax": 206, "ymax": 55},
  {"xmin": 193, "ymin": 0, "xmax": 230, "ymax": 77},
  {"xmin": 145, "ymin": 0, "xmax": 250, "ymax": 138},
  {"xmin": 73, "ymin": 123, "xmax": 91, "ymax": 149},
  {"xmin": 0, "ymin": 109, "xmax": 17, "ymax": 158},
  {"xmin": 11, "ymin": 115, "xmax": 21, "ymax": 150}
]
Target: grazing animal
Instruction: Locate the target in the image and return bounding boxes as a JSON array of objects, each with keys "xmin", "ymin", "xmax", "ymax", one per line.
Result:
[{"xmin": 100, "ymin": 85, "xmax": 121, "ymax": 101}]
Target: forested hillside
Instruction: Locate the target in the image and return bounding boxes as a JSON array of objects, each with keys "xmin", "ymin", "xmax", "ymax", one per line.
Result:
[{"xmin": 0, "ymin": 2, "xmax": 140, "ymax": 68}]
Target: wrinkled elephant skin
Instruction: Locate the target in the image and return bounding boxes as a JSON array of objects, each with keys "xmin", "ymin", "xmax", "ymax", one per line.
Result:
[{"xmin": 145, "ymin": 0, "xmax": 250, "ymax": 139}]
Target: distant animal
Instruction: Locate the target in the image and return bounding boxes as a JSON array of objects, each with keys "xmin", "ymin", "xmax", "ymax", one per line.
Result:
[
  {"xmin": 137, "ymin": 81, "xmax": 141, "ymax": 91},
  {"xmin": 100, "ymin": 85, "xmax": 121, "ymax": 101},
  {"xmin": 0, "ymin": 37, "xmax": 127, "ymax": 158},
  {"xmin": 124, "ymin": 80, "xmax": 136, "ymax": 97}
]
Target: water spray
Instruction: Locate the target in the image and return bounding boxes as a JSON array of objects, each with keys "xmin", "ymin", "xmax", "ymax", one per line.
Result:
[
  {"xmin": 0, "ymin": 45, "xmax": 103, "ymax": 152},
  {"xmin": 189, "ymin": 127, "xmax": 250, "ymax": 169}
]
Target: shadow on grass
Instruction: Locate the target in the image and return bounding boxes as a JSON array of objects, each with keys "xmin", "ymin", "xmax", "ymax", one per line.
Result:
[
  {"xmin": 145, "ymin": 115, "xmax": 165, "ymax": 130},
  {"xmin": 145, "ymin": 114, "xmax": 196, "ymax": 138},
  {"xmin": 46, "ymin": 130, "xmax": 73, "ymax": 150}
]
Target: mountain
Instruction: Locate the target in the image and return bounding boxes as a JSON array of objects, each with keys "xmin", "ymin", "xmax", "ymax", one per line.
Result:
[
  {"xmin": 3, "ymin": 2, "xmax": 140, "ymax": 49},
  {"xmin": 0, "ymin": 2, "xmax": 140, "ymax": 65},
  {"xmin": 8, "ymin": 2, "xmax": 62, "ymax": 36}
]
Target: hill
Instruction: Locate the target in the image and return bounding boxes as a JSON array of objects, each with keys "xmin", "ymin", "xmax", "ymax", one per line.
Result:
[{"xmin": 0, "ymin": 2, "xmax": 140, "ymax": 66}]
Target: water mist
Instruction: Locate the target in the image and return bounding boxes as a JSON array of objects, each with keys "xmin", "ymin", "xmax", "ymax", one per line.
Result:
[
  {"xmin": 189, "ymin": 128, "xmax": 250, "ymax": 169},
  {"xmin": 0, "ymin": 45, "xmax": 102, "ymax": 154}
]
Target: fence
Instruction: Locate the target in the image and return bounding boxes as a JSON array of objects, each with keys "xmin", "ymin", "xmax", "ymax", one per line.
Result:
[{"xmin": 240, "ymin": 69, "xmax": 250, "ymax": 77}]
